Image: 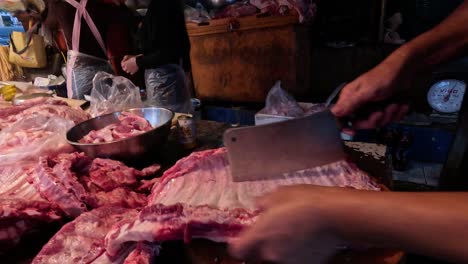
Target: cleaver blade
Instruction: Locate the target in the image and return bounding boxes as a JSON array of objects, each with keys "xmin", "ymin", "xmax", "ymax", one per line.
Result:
[{"xmin": 224, "ymin": 110, "xmax": 346, "ymax": 182}]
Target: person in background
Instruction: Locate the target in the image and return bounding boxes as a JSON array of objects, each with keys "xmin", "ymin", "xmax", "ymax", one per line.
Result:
[
  {"xmin": 120, "ymin": 0, "xmax": 191, "ymax": 75},
  {"xmin": 121, "ymin": 0, "xmax": 192, "ymax": 113},
  {"xmin": 230, "ymin": 1, "xmax": 468, "ymax": 264},
  {"xmin": 39, "ymin": 0, "xmax": 139, "ymax": 98},
  {"xmin": 16, "ymin": 0, "xmax": 135, "ymax": 77}
]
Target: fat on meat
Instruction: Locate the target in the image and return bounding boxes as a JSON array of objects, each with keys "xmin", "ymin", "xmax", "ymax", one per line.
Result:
[
  {"xmin": 123, "ymin": 242, "xmax": 159, "ymax": 264},
  {"xmin": 80, "ymin": 112, "xmax": 153, "ymax": 144},
  {"xmin": 0, "ymin": 99, "xmax": 90, "ymax": 251},
  {"xmin": 0, "ymin": 98, "xmax": 89, "ymax": 130},
  {"xmin": 30, "ymin": 152, "xmax": 160, "ymax": 218},
  {"xmin": 0, "ymin": 115, "xmax": 75, "ymax": 165},
  {"xmin": 105, "ymin": 147, "xmax": 380, "ymax": 256},
  {"xmin": 0, "ymin": 166, "xmax": 64, "ymax": 251},
  {"xmin": 0, "ymin": 97, "xmax": 67, "ymax": 119},
  {"xmin": 148, "ymin": 148, "xmax": 379, "ymax": 209},
  {"xmin": 0, "ymin": 166, "xmax": 42, "ymax": 200},
  {"xmin": 32, "ymin": 206, "xmax": 160, "ymax": 264},
  {"xmin": 0, "ymin": 199, "xmax": 63, "ymax": 253},
  {"xmin": 106, "ymin": 203, "xmax": 258, "ymax": 257}
]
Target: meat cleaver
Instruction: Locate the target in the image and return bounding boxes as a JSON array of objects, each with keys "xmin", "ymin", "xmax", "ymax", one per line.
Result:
[{"xmin": 224, "ymin": 110, "xmax": 347, "ymax": 182}]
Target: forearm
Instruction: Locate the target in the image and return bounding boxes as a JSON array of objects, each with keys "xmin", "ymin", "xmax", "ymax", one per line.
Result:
[
  {"xmin": 324, "ymin": 190, "xmax": 468, "ymax": 262},
  {"xmin": 384, "ymin": 0, "xmax": 468, "ymax": 74}
]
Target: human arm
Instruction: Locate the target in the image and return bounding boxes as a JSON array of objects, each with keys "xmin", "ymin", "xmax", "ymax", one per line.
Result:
[
  {"xmin": 230, "ymin": 185, "xmax": 468, "ymax": 264},
  {"xmin": 332, "ymin": 0, "xmax": 468, "ymax": 129},
  {"xmin": 135, "ymin": 50, "xmax": 179, "ymax": 71}
]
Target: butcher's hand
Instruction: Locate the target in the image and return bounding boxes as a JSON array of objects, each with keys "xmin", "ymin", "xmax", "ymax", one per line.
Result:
[
  {"xmin": 331, "ymin": 51, "xmax": 410, "ymax": 131},
  {"xmin": 121, "ymin": 55, "xmax": 140, "ymax": 75},
  {"xmin": 229, "ymin": 185, "xmax": 344, "ymax": 264}
]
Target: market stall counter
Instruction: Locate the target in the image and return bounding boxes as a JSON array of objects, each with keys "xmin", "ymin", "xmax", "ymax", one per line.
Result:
[{"xmin": 3, "ymin": 119, "xmax": 402, "ymax": 263}]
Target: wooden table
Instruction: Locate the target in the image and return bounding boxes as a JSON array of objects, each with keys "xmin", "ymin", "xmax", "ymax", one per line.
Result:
[{"xmin": 3, "ymin": 120, "xmax": 403, "ymax": 264}]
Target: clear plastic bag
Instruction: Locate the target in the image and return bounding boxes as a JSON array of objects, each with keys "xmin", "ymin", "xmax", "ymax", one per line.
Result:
[
  {"xmin": 67, "ymin": 50, "xmax": 113, "ymax": 100},
  {"xmin": 0, "ymin": 115, "xmax": 74, "ymax": 166},
  {"xmin": 263, "ymin": 80, "xmax": 304, "ymax": 117},
  {"xmin": 184, "ymin": 4, "xmax": 211, "ymax": 24},
  {"xmin": 89, "ymin": 72, "xmax": 144, "ymax": 117},
  {"xmin": 144, "ymin": 64, "xmax": 193, "ymax": 114}
]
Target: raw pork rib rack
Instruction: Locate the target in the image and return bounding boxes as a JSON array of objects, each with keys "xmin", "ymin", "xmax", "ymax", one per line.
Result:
[
  {"xmin": 32, "ymin": 207, "xmax": 160, "ymax": 264},
  {"xmin": 105, "ymin": 148, "xmax": 380, "ymax": 257},
  {"xmin": 0, "ymin": 98, "xmax": 91, "ymax": 251},
  {"xmin": 30, "ymin": 152, "xmax": 161, "ymax": 218},
  {"xmin": 0, "ymin": 97, "xmax": 89, "ymax": 130}
]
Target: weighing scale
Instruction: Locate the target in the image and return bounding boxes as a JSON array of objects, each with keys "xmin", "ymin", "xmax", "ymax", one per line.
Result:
[{"xmin": 427, "ymin": 79, "xmax": 466, "ymax": 123}]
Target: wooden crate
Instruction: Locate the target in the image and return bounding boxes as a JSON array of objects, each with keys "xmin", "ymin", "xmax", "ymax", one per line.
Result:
[{"xmin": 187, "ymin": 14, "xmax": 311, "ymax": 103}]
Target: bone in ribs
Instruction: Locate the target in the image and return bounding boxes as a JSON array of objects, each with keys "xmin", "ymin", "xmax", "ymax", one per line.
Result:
[
  {"xmin": 0, "ymin": 98, "xmax": 91, "ymax": 251},
  {"xmin": 32, "ymin": 206, "xmax": 160, "ymax": 264},
  {"xmin": 30, "ymin": 152, "xmax": 161, "ymax": 217},
  {"xmin": 105, "ymin": 147, "xmax": 380, "ymax": 256},
  {"xmin": 0, "ymin": 199, "xmax": 63, "ymax": 253},
  {"xmin": 0, "ymin": 166, "xmax": 64, "ymax": 252}
]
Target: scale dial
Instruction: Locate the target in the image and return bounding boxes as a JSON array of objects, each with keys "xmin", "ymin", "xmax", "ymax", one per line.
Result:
[{"xmin": 427, "ymin": 79, "xmax": 466, "ymax": 113}]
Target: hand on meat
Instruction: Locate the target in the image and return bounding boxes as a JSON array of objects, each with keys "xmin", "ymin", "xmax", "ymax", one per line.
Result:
[
  {"xmin": 121, "ymin": 55, "xmax": 141, "ymax": 75},
  {"xmin": 229, "ymin": 185, "xmax": 344, "ymax": 264}
]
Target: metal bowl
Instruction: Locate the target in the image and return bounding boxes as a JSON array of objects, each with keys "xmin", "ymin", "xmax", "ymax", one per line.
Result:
[
  {"xmin": 203, "ymin": 0, "xmax": 237, "ymax": 9},
  {"xmin": 67, "ymin": 108, "xmax": 174, "ymax": 160}
]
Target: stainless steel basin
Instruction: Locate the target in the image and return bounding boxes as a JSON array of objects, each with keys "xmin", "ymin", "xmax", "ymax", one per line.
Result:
[{"xmin": 67, "ymin": 107, "xmax": 174, "ymax": 160}]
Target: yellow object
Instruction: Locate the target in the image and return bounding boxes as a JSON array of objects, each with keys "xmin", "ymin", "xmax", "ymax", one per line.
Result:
[
  {"xmin": 8, "ymin": 21, "xmax": 47, "ymax": 69},
  {"xmin": 0, "ymin": 46, "xmax": 23, "ymax": 81},
  {"xmin": 0, "ymin": 84, "xmax": 17, "ymax": 101}
]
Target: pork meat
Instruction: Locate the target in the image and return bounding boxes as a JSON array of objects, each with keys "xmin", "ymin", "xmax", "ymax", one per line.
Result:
[
  {"xmin": 31, "ymin": 153, "xmax": 160, "ymax": 217},
  {"xmin": 32, "ymin": 206, "xmax": 159, "ymax": 264},
  {"xmin": 80, "ymin": 112, "xmax": 153, "ymax": 144},
  {"xmin": 105, "ymin": 147, "xmax": 380, "ymax": 256}
]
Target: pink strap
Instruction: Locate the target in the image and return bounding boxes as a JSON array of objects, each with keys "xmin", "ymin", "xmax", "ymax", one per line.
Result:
[
  {"xmin": 66, "ymin": 53, "xmax": 76, "ymax": 98},
  {"xmin": 65, "ymin": 0, "xmax": 108, "ymax": 98},
  {"xmin": 65, "ymin": 0, "xmax": 107, "ymax": 56}
]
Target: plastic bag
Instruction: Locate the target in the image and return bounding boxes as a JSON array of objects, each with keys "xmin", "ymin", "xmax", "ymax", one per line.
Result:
[
  {"xmin": 89, "ymin": 72, "xmax": 143, "ymax": 117},
  {"xmin": 184, "ymin": 4, "xmax": 211, "ymax": 24},
  {"xmin": 0, "ymin": 115, "xmax": 74, "ymax": 166},
  {"xmin": 276, "ymin": 0, "xmax": 317, "ymax": 23},
  {"xmin": 67, "ymin": 50, "xmax": 113, "ymax": 100},
  {"xmin": 263, "ymin": 81, "xmax": 304, "ymax": 117},
  {"xmin": 213, "ymin": 2, "xmax": 258, "ymax": 19},
  {"xmin": 144, "ymin": 64, "xmax": 193, "ymax": 114}
]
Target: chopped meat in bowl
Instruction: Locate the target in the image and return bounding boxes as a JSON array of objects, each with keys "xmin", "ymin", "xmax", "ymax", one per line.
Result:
[{"xmin": 79, "ymin": 112, "xmax": 153, "ymax": 144}]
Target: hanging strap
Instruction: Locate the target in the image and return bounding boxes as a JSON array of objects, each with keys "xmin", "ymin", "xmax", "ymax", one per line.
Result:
[
  {"xmin": 9, "ymin": 21, "xmax": 40, "ymax": 55},
  {"xmin": 64, "ymin": 0, "xmax": 107, "ymax": 57}
]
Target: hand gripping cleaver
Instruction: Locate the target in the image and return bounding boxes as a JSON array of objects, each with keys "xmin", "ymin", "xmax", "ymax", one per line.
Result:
[{"xmin": 224, "ymin": 110, "xmax": 347, "ymax": 182}]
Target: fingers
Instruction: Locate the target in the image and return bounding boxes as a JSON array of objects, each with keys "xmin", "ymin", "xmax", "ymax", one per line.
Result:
[
  {"xmin": 380, "ymin": 103, "xmax": 400, "ymax": 126},
  {"xmin": 351, "ymin": 104, "xmax": 410, "ymax": 130},
  {"xmin": 331, "ymin": 82, "xmax": 362, "ymax": 118},
  {"xmin": 395, "ymin": 104, "xmax": 410, "ymax": 121},
  {"xmin": 353, "ymin": 111, "xmax": 384, "ymax": 130},
  {"xmin": 229, "ymin": 227, "xmax": 264, "ymax": 261},
  {"xmin": 121, "ymin": 59, "xmax": 138, "ymax": 75}
]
